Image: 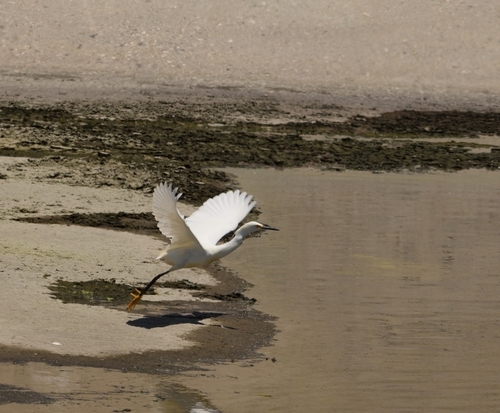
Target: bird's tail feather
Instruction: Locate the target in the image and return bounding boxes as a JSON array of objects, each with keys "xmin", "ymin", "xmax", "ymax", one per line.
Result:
[{"xmin": 156, "ymin": 250, "xmax": 168, "ymax": 260}]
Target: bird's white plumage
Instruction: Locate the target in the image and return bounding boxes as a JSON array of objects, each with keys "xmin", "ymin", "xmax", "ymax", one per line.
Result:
[
  {"xmin": 152, "ymin": 183, "xmax": 256, "ymax": 251},
  {"xmin": 185, "ymin": 190, "xmax": 256, "ymax": 248},
  {"xmin": 127, "ymin": 181, "xmax": 277, "ymax": 311},
  {"xmin": 152, "ymin": 183, "xmax": 201, "ymax": 250}
]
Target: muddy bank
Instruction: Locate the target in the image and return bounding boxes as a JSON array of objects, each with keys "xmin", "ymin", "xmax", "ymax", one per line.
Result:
[{"xmin": 1, "ymin": 102, "xmax": 500, "ymax": 207}]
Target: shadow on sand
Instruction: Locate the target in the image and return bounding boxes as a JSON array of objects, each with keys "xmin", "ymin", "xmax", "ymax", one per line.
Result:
[{"xmin": 127, "ymin": 312, "xmax": 228, "ymax": 329}]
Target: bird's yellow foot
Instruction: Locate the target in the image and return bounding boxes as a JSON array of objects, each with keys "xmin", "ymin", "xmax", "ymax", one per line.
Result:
[{"xmin": 127, "ymin": 288, "xmax": 143, "ymax": 311}]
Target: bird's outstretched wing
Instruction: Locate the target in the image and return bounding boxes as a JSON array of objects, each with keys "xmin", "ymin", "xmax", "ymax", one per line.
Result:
[
  {"xmin": 185, "ymin": 190, "xmax": 257, "ymax": 248},
  {"xmin": 152, "ymin": 182, "xmax": 201, "ymax": 249}
]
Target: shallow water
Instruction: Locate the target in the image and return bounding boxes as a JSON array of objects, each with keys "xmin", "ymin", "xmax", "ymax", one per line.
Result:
[
  {"xmin": 180, "ymin": 168, "xmax": 500, "ymax": 412},
  {"xmin": 0, "ymin": 362, "xmax": 220, "ymax": 413}
]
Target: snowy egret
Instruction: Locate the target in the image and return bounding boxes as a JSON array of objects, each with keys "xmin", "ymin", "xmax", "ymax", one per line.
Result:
[{"xmin": 127, "ymin": 182, "xmax": 278, "ymax": 311}]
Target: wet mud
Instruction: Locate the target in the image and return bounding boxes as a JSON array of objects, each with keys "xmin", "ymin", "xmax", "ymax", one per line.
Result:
[
  {"xmin": 17, "ymin": 211, "xmax": 160, "ymax": 237},
  {"xmin": 0, "ymin": 302, "xmax": 275, "ymax": 376},
  {"xmin": 0, "ymin": 384, "xmax": 54, "ymax": 405},
  {"xmin": 1, "ymin": 103, "xmax": 500, "ymax": 207},
  {"xmin": 46, "ymin": 266, "xmax": 256, "ymax": 308}
]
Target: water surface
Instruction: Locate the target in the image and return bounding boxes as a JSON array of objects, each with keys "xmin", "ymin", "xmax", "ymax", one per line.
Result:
[{"xmin": 181, "ymin": 168, "xmax": 500, "ymax": 413}]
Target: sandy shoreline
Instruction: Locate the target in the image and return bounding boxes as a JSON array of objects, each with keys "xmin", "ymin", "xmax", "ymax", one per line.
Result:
[
  {"xmin": 2, "ymin": 0, "xmax": 500, "ymax": 114},
  {"xmin": 0, "ymin": 158, "xmax": 219, "ymax": 356}
]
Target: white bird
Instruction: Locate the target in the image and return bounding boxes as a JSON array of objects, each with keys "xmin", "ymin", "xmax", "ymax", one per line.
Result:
[{"xmin": 127, "ymin": 182, "xmax": 278, "ymax": 311}]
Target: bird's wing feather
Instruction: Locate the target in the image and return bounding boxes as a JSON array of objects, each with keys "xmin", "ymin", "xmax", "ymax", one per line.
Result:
[
  {"xmin": 185, "ymin": 190, "xmax": 257, "ymax": 248},
  {"xmin": 152, "ymin": 182, "xmax": 202, "ymax": 249}
]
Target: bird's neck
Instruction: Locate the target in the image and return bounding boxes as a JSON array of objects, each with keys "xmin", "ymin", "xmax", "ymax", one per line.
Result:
[{"xmin": 212, "ymin": 224, "xmax": 254, "ymax": 261}]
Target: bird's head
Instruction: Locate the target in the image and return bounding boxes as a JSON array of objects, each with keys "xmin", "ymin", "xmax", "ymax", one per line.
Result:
[
  {"xmin": 238, "ymin": 221, "xmax": 279, "ymax": 237},
  {"xmin": 256, "ymin": 222, "xmax": 279, "ymax": 232}
]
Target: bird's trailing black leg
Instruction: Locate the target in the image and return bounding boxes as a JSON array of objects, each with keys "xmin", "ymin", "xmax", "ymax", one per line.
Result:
[{"xmin": 127, "ymin": 269, "xmax": 171, "ymax": 311}]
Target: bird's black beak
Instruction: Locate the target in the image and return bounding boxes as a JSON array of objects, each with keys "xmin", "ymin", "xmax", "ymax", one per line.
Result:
[{"xmin": 262, "ymin": 224, "xmax": 279, "ymax": 231}]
